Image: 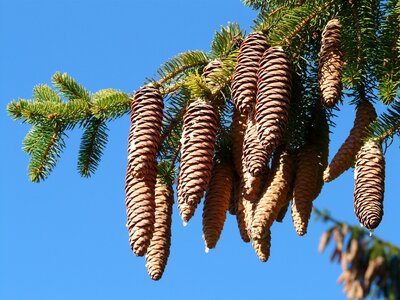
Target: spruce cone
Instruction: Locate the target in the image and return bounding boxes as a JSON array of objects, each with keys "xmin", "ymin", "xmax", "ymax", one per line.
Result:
[
  {"xmin": 202, "ymin": 163, "xmax": 234, "ymax": 249},
  {"xmin": 354, "ymin": 140, "xmax": 385, "ymax": 230},
  {"xmin": 228, "ymin": 174, "xmax": 240, "ymax": 215},
  {"xmin": 127, "ymin": 84, "xmax": 164, "ymax": 176},
  {"xmin": 291, "ymin": 145, "xmax": 324, "ymax": 236},
  {"xmin": 125, "ymin": 163, "xmax": 157, "ymax": 256},
  {"xmin": 231, "ymin": 109, "xmax": 247, "ymax": 175},
  {"xmin": 324, "ymin": 101, "xmax": 377, "ymax": 182},
  {"xmin": 203, "ymin": 59, "xmax": 222, "ymax": 87},
  {"xmin": 251, "ymin": 228, "xmax": 271, "ymax": 262},
  {"xmin": 235, "ymin": 197, "xmax": 251, "ymax": 242},
  {"xmin": 177, "ymin": 99, "xmax": 218, "ymax": 223},
  {"xmin": 255, "ymin": 46, "xmax": 292, "ymax": 155},
  {"xmin": 231, "ymin": 32, "xmax": 268, "ymax": 114},
  {"xmin": 251, "ymin": 148, "xmax": 294, "ymax": 240},
  {"xmin": 243, "ymin": 112, "xmax": 270, "ymax": 176},
  {"xmin": 146, "ymin": 178, "xmax": 173, "ymax": 280},
  {"xmin": 318, "ymin": 18, "xmax": 343, "ymax": 108}
]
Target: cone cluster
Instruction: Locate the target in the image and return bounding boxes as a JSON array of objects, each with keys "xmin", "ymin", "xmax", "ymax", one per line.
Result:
[
  {"xmin": 318, "ymin": 18, "xmax": 343, "ymax": 108},
  {"xmin": 231, "ymin": 32, "xmax": 269, "ymax": 114},
  {"xmin": 324, "ymin": 101, "xmax": 377, "ymax": 182},
  {"xmin": 354, "ymin": 140, "xmax": 385, "ymax": 230}
]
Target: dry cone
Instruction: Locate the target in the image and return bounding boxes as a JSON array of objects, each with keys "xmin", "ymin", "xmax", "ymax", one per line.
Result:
[
  {"xmin": 252, "ymin": 228, "xmax": 271, "ymax": 262},
  {"xmin": 146, "ymin": 178, "xmax": 173, "ymax": 280},
  {"xmin": 231, "ymin": 109, "xmax": 247, "ymax": 175},
  {"xmin": 232, "ymin": 31, "xmax": 268, "ymax": 114},
  {"xmin": 354, "ymin": 140, "xmax": 385, "ymax": 230},
  {"xmin": 318, "ymin": 18, "xmax": 343, "ymax": 108}
]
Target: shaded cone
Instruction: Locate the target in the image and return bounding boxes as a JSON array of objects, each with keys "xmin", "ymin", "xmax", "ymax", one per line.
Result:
[
  {"xmin": 324, "ymin": 101, "xmax": 377, "ymax": 182},
  {"xmin": 178, "ymin": 99, "xmax": 218, "ymax": 223},
  {"xmin": 125, "ymin": 163, "xmax": 157, "ymax": 256},
  {"xmin": 255, "ymin": 46, "xmax": 292, "ymax": 155},
  {"xmin": 127, "ymin": 84, "xmax": 164, "ymax": 176},
  {"xmin": 251, "ymin": 148, "xmax": 294, "ymax": 240},
  {"xmin": 146, "ymin": 178, "xmax": 173, "ymax": 280},
  {"xmin": 202, "ymin": 163, "xmax": 235, "ymax": 249},
  {"xmin": 231, "ymin": 109, "xmax": 247, "ymax": 175},
  {"xmin": 228, "ymin": 173, "xmax": 241, "ymax": 215},
  {"xmin": 232, "ymin": 32, "xmax": 269, "ymax": 114},
  {"xmin": 318, "ymin": 18, "xmax": 343, "ymax": 108},
  {"xmin": 354, "ymin": 140, "xmax": 385, "ymax": 230},
  {"xmin": 243, "ymin": 112, "xmax": 270, "ymax": 176}
]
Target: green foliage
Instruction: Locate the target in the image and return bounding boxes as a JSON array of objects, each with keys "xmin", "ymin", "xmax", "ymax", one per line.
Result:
[
  {"xmin": 52, "ymin": 72, "xmax": 91, "ymax": 102},
  {"xmin": 210, "ymin": 22, "xmax": 244, "ymax": 59}
]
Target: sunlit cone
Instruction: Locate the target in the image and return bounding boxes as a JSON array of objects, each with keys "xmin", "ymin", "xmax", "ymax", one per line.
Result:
[
  {"xmin": 354, "ymin": 140, "xmax": 385, "ymax": 230},
  {"xmin": 232, "ymin": 31, "xmax": 268, "ymax": 114},
  {"xmin": 177, "ymin": 99, "xmax": 218, "ymax": 223},
  {"xmin": 318, "ymin": 18, "xmax": 343, "ymax": 108},
  {"xmin": 203, "ymin": 59, "xmax": 222, "ymax": 87},
  {"xmin": 324, "ymin": 101, "xmax": 377, "ymax": 182},
  {"xmin": 243, "ymin": 112, "xmax": 270, "ymax": 176},
  {"xmin": 255, "ymin": 46, "xmax": 292, "ymax": 155},
  {"xmin": 251, "ymin": 228, "xmax": 271, "ymax": 262},
  {"xmin": 251, "ymin": 148, "xmax": 294, "ymax": 240},
  {"xmin": 125, "ymin": 163, "xmax": 157, "ymax": 256},
  {"xmin": 231, "ymin": 109, "xmax": 247, "ymax": 175},
  {"xmin": 127, "ymin": 84, "xmax": 164, "ymax": 176},
  {"xmin": 202, "ymin": 163, "xmax": 235, "ymax": 249},
  {"xmin": 146, "ymin": 178, "xmax": 173, "ymax": 280}
]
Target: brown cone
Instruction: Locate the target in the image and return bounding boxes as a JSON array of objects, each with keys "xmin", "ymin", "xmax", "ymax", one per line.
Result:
[
  {"xmin": 228, "ymin": 173, "xmax": 241, "ymax": 215},
  {"xmin": 354, "ymin": 140, "xmax": 385, "ymax": 230},
  {"xmin": 146, "ymin": 178, "xmax": 173, "ymax": 280},
  {"xmin": 203, "ymin": 59, "xmax": 222, "ymax": 87},
  {"xmin": 231, "ymin": 109, "xmax": 247, "ymax": 175},
  {"xmin": 251, "ymin": 148, "xmax": 294, "ymax": 240},
  {"xmin": 255, "ymin": 46, "xmax": 292, "ymax": 155},
  {"xmin": 251, "ymin": 228, "xmax": 271, "ymax": 262},
  {"xmin": 231, "ymin": 31, "xmax": 269, "ymax": 114},
  {"xmin": 202, "ymin": 163, "xmax": 235, "ymax": 249},
  {"xmin": 318, "ymin": 18, "xmax": 343, "ymax": 108},
  {"xmin": 243, "ymin": 112, "xmax": 270, "ymax": 176},
  {"xmin": 324, "ymin": 101, "xmax": 377, "ymax": 182},
  {"xmin": 125, "ymin": 163, "xmax": 157, "ymax": 256},
  {"xmin": 177, "ymin": 99, "xmax": 218, "ymax": 223},
  {"xmin": 127, "ymin": 84, "xmax": 164, "ymax": 176}
]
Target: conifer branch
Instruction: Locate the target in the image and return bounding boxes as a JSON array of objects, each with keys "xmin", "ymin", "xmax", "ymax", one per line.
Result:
[{"xmin": 52, "ymin": 72, "xmax": 91, "ymax": 101}]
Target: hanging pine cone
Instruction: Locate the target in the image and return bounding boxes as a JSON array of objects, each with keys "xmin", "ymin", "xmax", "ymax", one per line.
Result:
[
  {"xmin": 228, "ymin": 174, "xmax": 240, "ymax": 215},
  {"xmin": 318, "ymin": 18, "xmax": 343, "ymax": 108},
  {"xmin": 291, "ymin": 143, "xmax": 325, "ymax": 236},
  {"xmin": 231, "ymin": 31, "xmax": 269, "ymax": 114},
  {"xmin": 127, "ymin": 84, "xmax": 164, "ymax": 177},
  {"xmin": 251, "ymin": 228, "xmax": 271, "ymax": 262},
  {"xmin": 243, "ymin": 112, "xmax": 270, "ymax": 176},
  {"xmin": 125, "ymin": 162, "xmax": 157, "ymax": 256},
  {"xmin": 251, "ymin": 148, "xmax": 294, "ymax": 240},
  {"xmin": 354, "ymin": 140, "xmax": 385, "ymax": 230},
  {"xmin": 231, "ymin": 109, "xmax": 247, "ymax": 175},
  {"xmin": 324, "ymin": 101, "xmax": 377, "ymax": 182},
  {"xmin": 202, "ymin": 162, "xmax": 234, "ymax": 250},
  {"xmin": 203, "ymin": 59, "xmax": 222, "ymax": 87},
  {"xmin": 255, "ymin": 46, "xmax": 292, "ymax": 156},
  {"xmin": 146, "ymin": 178, "xmax": 173, "ymax": 280},
  {"xmin": 177, "ymin": 99, "xmax": 218, "ymax": 223}
]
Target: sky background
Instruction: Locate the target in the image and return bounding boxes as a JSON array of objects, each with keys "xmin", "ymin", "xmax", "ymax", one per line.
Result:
[{"xmin": 1, "ymin": 1, "xmax": 399, "ymax": 299}]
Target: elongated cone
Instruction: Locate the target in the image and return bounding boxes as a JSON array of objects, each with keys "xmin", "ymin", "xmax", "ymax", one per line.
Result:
[
  {"xmin": 243, "ymin": 112, "xmax": 270, "ymax": 176},
  {"xmin": 251, "ymin": 148, "xmax": 294, "ymax": 240},
  {"xmin": 127, "ymin": 84, "xmax": 164, "ymax": 176},
  {"xmin": 146, "ymin": 178, "xmax": 173, "ymax": 280},
  {"xmin": 251, "ymin": 228, "xmax": 271, "ymax": 262},
  {"xmin": 292, "ymin": 111, "xmax": 329, "ymax": 236},
  {"xmin": 255, "ymin": 46, "xmax": 292, "ymax": 155},
  {"xmin": 275, "ymin": 176, "xmax": 294, "ymax": 223},
  {"xmin": 354, "ymin": 140, "xmax": 385, "ymax": 230},
  {"xmin": 231, "ymin": 109, "xmax": 247, "ymax": 175},
  {"xmin": 324, "ymin": 101, "xmax": 377, "ymax": 182},
  {"xmin": 125, "ymin": 163, "xmax": 157, "ymax": 256},
  {"xmin": 178, "ymin": 99, "xmax": 218, "ymax": 223},
  {"xmin": 232, "ymin": 31, "xmax": 268, "ymax": 114},
  {"xmin": 318, "ymin": 18, "xmax": 343, "ymax": 108},
  {"xmin": 202, "ymin": 163, "xmax": 234, "ymax": 249},
  {"xmin": 228, "ymin": 174, "xmax": 240, "ymax": 215}
]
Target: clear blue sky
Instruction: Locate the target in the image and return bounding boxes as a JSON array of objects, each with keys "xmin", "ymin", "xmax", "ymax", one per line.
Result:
[{"xmin": 1, "ymin": 1, "xmax": 399, "ymax": 299}]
